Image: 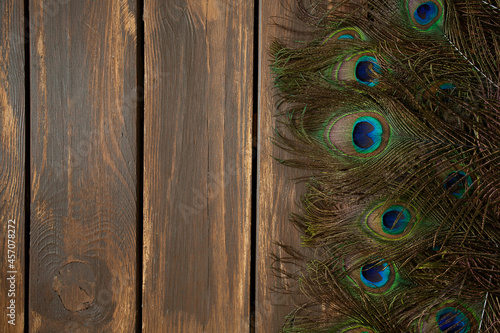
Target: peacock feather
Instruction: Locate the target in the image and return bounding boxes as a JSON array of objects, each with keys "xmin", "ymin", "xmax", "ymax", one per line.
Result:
[{"xmin": 270, "ymin": 0, "xmax": 500, "ymax": 331}]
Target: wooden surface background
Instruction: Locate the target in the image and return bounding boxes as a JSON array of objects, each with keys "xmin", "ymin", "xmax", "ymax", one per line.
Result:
[{"xmin": 0, "ymin": 0, "xmax": 306, "ymax": 331}]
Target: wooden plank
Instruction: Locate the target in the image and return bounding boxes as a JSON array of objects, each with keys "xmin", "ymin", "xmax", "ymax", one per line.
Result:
[
  {"xmin": 256, "ymin": 0, "xmax": 310, "ymax": 331},
  {"xmin": 143, "ymin": 0, "xmax": 253, "ymax": 331},
  {"xmin": 29, "ymin": 1, "xmax": 138, "ymax": 331},
  {"xmin": 0, "ymin": 0, "xmax": 25, "ymax": 331}
]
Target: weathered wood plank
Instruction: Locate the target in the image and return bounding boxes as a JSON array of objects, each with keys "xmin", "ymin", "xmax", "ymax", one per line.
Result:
[
  {"xmin": 29, "ymin": 1, "xmax": 138, "ymax": 331},
  {"xmin": 0, "ymin": 0, "xmax": 25, "ymax": 331},
  {"xmin": 256, "ymin": 0, "xmax": 309, "ymax": 331},
  {"xmin": 143, "ymin": 0, "xmax": 253, "ymax": 331}
]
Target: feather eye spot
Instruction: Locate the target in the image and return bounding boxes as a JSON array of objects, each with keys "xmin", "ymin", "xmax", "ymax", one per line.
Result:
[
  {"xmin": 418, "ymin": 81, "xmax": 456, "ymax": 103},
  {"xmin": 418, "ymin": 302, "xmax": 477, "ymax": 332},
  {"xmin": 439, "ymin": 83, "xmax": 455, "ymax": 91},
  {"xmin": 338, "ymin": 34, "xmax": 355, "ymax": 39},
  {"xmin": 437, "ymin": 83, "xmax": 456, "ymax": 102},
  {"xmin": 443, "ymin": 171, "xmax": 473, "ymax": 198},
  {"xmin": 352, "ymin": 117, "xmax": 383, "ymax": 153},
  {"xmin": 408, "ymin": 0, "xmax": 443, "ymax": 30},
  {"xmin": 436, "ymin": 308, "xmax": 470, "ymax": 333},
  {"xmin": 323, "ymin": 27, "xmax": 366, "ymax": 43},
  {"xmin": 345, "ymin": 258, "xmax": 397, "ymax": 293},
  {"xmin": 353, "ymin": 121, "xmax": 375, "ymax": 148},
  {"xmin": 382, "ymin": 206, "xmax": 411, "ymax": 235},
  {"xmin": 326, "ymin": 112, "xmax": 390, "ymax": 158},
  {"xmin": 355, "ymin": 56, "xmax": 380, "ymax": 86},
  {"xmin": 360, "ymin": 262, "xmax": 390, "ymax": 288},
  {"xmin": 365, "ymin": 203, "xmax": 414, "ymax": 239},
  {"xmin": 336, "ymin": 53, "xmax": 380, "ymax": 87},
  {"xmin": 352, "ymin": 121, "xmax": 374, "ymax": 148},
  {"xmin": 415, "ymin": 2, "xmax": 438, "ymax": 25}
]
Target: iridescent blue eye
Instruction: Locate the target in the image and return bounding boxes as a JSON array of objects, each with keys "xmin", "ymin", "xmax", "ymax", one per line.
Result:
[
  {"xmin": 439, "ymin": 83, "xmax": 456, "ymax": 91},
  {"xmin": 443, "ymin": 171, "xmax": 473, "ymax": 198},
  {"xmin": 335, "ymin": 53, "xmax": 381, "ymax": 87},
  {"xmin": 346, "ymin": 257, "xmax": 397, "ymax": 294},
  {"xmin": 360, "ymin": 262, "xmax": 390, "ymax": 288},
  {"xmin": 365, "ymin": 203, "xmax": 415, "ymax": 240},
  {"xmin": 436, "ymin": 307, "xmax": 470, "ymax": 333},
  {"xmin": 408, "ymin": 0, "xmax": 443, "ymax": 29},
  {"xmin": 338, "ymin": 34, "xmax": 355, "ymax": 39},
  {"xmin": 323, "ymin": 27, "xmax": 365, "ymax": 43},
  {"xmin": 326, "ymin": 112, "xmax": 390, "ymax": 158},
  {"xmin": 437, "ymin": 83, "xmax": 456, "ymax": 102},
  {"xmin": 352, "ymin": 116, "xmax": 383, "ymax": 153},
  {"xmin": 382, "ymin": 206, "xmax": 411, "ymax": 235},
  {"xmin": 415, "ymin": 2, "xmax": 438, "ymax": 25},
  {"xmin": 355, "ymin": 56, "xmax": 380, "ymax": 86}
]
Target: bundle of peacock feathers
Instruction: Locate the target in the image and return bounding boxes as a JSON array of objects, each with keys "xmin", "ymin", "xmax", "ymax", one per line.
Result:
[{"xmin": 270, "ymin": 0, "xmax": 500, "ymax": 331}]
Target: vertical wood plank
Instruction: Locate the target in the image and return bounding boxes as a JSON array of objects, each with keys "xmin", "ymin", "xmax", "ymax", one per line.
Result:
[
  {"xmin": 143, "ymin": 0, "xmax": 253, "ymax": 331},
  {"xmin": 0, "ymin": 0, "xmax": 25, "ymax": 331},
  {"xmin": 257, "ymin": 0, "xmax": 309, "ymax": 331},
  {"xmin": 29, "ymin": 1, "xmax": 137, "ymax": 331}
]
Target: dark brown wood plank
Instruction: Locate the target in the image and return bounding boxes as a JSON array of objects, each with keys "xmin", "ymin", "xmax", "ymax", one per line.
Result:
[
  {"xmin": 29, "ymin": 1, "xmax": 137, "ymax": 331},
  {"xmin": 0, "ymin": 0, "xmax": 25, "ymax": 331},
  {"xmin": 143, "ymin": 1, "xmax": 253, "ymax": 331},
  {"xmin": 256, "ymin": 1, "xmax": 309, "ymax": 331}
]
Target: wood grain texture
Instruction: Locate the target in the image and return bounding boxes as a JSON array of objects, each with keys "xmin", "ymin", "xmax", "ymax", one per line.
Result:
[
  {"xmin": 0, "ymin": 0, "xmax": 25, "ymax": 331},
  {"xmin": 29, "ymin": 1, "xmax": 137, "ymax": 331},
  {"xmin": 256, "ymin": 0, "xmax": 310, "ymax": 331},
  {"xmin": 143, "ymin": 0, "xmax": 253, "ymax": 331}
]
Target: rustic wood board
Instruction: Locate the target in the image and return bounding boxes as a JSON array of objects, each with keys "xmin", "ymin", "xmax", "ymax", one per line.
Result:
[
  {"xmin": 142, "ymin": 0, "xmax": 254, "ymax": 331},
  {"xmin": 0, "ymin": 0, "xmax": 25, "ymax": 331},
  {"xmin": 256, "ymin": 0, "xmax": 310, "ymax": 331},
  {"xmin": 29, "ymin": 1, "xmax": 138, "ymax": 331}
]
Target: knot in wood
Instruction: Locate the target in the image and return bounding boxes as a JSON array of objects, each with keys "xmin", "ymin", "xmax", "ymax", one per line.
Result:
[{"xmin": 52, "ymin": 261, "xmax": 96, "ymax": 312}]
